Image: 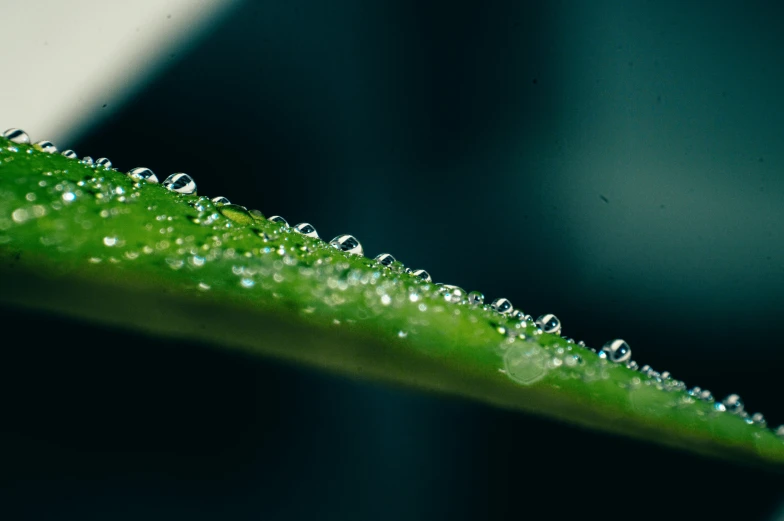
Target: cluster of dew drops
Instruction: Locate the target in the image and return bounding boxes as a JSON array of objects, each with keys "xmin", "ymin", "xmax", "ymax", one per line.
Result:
[{"xmin": 4, "ymin": 127, "xmax": 783, "ymax": 440}]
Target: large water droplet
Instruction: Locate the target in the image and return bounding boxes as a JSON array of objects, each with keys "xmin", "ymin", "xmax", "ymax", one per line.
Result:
[
  {"xmin": 211, "ymin": 196, "xmax": 230, "ymax": 205},
  {"xmin": 490, "ymin": 298, "xmax": 513, "ymax": 315},
  {"xmin": 96, "ymin": 157, "xmax": 112, "ymax": 169},
  {"xmin": 599, "ymin": 339, "xmax": 632, "ymax": 364},
  {"xmin": 163, "ymin": 173, "xmax": 197, "ymax": 195},
  {"xmin": 34, "ymin": 140, "xmax": 57, "ymax": 154},
  {"xmin": 268, "ymin": 215, "xmax": 289, "ymax": 228},
  {"xmin": 294, "ymin": 222, "xmax": 318, "ymax": 238},
  {"xmin": 219, "ymin": 204, "xmax": 254, "ymax": 225},
  {"xmin": 128, "ymin": 167, "xmax": 159, "ymax": 183},
  {"xmin": 536, "ymin": 314, "xmax": 562, "ymax": 335},
  {"xmin": 61, "ymin": 150, "xmax": 78, "ymax": 159},
  {"xmin": 721, "ymin": 394, "xmax": 744, "ymax": 414},
  {"xmin": 330, "ymin": 234, "xmax": 364, "ymax": 256},
  {"xmin": 375, "ymin": 253, "xmax": 396, "ymax": 266},
  {"xmin": 437, "ymin": 284, "xmax": 467, "ymax": 304},
  {"xmin": 411, "ymin": 269, "xmax": 431, "ymax": 282},
  {"xmin": 3, "ymin": 128, "xmax": 30, "ymax": 144},
  {"xmin": 467, "ymin": 291, "xmax": 484, "ymax": 305}
]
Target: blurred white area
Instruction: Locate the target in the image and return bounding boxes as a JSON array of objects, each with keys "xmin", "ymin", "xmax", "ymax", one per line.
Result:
[{"xmin": 0, "ymin": 0, "xmax": 240, "ymax": 146}]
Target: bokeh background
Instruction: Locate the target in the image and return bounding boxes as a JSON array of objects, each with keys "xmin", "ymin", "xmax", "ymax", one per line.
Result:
[{"xmin": 3, "ymin": 0, "xmax": 784, "ymax": 519}]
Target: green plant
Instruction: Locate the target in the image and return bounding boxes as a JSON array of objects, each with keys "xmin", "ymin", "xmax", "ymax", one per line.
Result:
[{"xmin": 1, "ymin": 129, "xmax": 782, "ymax": 469}]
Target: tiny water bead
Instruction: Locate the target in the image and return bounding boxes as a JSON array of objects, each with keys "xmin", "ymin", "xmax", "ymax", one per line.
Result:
[
  {"xmin": 722, "ymin": 394, "xmax": 744, "ymax": 414},
  {"xmin": 163, "ymin": 173, "xmax": 197, "ymax": 195},
  {"xmin": 599, "ymin": 339, "xmax": 632, "ymax": 364},
  {"xmin": 411, "ymin": 269, "xmax": 431, "ymax": 282},
  {"xmin": 330, "ymin": 235, "xmax": 364, "ymax": 256},
  {"xmin": 294, "ymin": 222, "xmax": 318, "ymax": 238},
  {"xmin": 375, "ymin": 253, "xmax": 396, "ymax": 266},
  {"xmin": 82, "ymin": 156, "xmax": 94, "ymax": 165},
  {"xmin": 128, "ymin": 167, "xmax": 159, "ymax": 183},
  {"xmin": 95, "ymin": 157, "xmax": 112, "ymax": 169},
  {"xmin": 467, "ymin": 291, "xmax": 484, "ymax": 305},
  {"xmin": 490, "ymin": 298, "xmax": 513, "ymax": 315},
  {"xmin": 34, "ymin": 140, "xmax": 57, "ymax": 154},
  {"xmin": 3, "ymin": 128, "xmax": 30, "ymax": 144},
  {"xmin": 268, "ymin": 215, "xmax": 289, "ymax": 227},
  {"xmin": 61, "ymin": 150, "xmax": 78, "ymax": 159},
  {"xmin": 218, "ymin": 204, "xmax": 254, "ymax": 225},
  {"xmin": 536, "ymin": 314, "xmax": 562, "ymax": 335},
  {"xmin": 437, "ymin": 284, "xmax": 467, "ymax": 304},
  {"xmin": 211, "ymin": 196, "xmax": 230, "ymax": 205}
]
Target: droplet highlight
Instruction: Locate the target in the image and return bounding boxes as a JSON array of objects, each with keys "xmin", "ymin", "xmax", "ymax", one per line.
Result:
[
  {"xmin": 3, "ymin": 128, "xmax": 30, "ymax": 144},
  {"xmin": 330, "ymin": 235, "xmax": 364, "ymax": 256},
  {"xmin": 163, "ymin": 173, "xmax": 197, "ymax": 195},
  {"xmin": 128, "ymin": 167, "xmax": 159, "ymax": 183}
]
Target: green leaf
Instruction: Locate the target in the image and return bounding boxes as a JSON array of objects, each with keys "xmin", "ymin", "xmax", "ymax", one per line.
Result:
[{"xmin": 1, "ymin": 135, "xmax": 782, "ymax": 470}]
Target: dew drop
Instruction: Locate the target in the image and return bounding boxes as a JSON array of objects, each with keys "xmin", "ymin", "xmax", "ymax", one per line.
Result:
[
  {"xmin": 268, "ymin": 216, "xmax": 289, "ymax": 228},
  {"xmin": 411, "ymin": 269, "xmax": 431, "ymax": 282},
  {"xmin": 699, "ymin": 389, "xmax": 714, "ymax": 402},
  {"xmin": 61, "ymin": 150, "xmax": 78, "ymax": 159},
  {"xmin": 330, "ymin": 234, "xmax": 364, "ymax": 256},
  {"xmin": 211, "ymin": 196, "xmax": 230, "ymax": 205},
  {"xmin": 163, "ymin": 173, "xmax": 197, "ymax": 195},
  {"xmin": 490, "ymin": 298, "xmax": 513, "ymax": 315},
  {"xmin": 437, "ymin": 284, "xmax": 466, "ymax": 304},
  {"xmin": 3, "ymin": 128, "xmax": 30, "ymax": 144},
  {"xmin": 34, "ymin": 140, "xmax": 57, "ymax": 154},
  {"xmin": 599, "ymin": 339, "xmax": 632, "ymax": 364},
  {"xmin": 249, "ymin": 209, "xmax": 265, "ymax": 220},
  {"xmin": 467, "ymin": 291, "xmax": 484, "ymax": 305},
  {"xmin": 375, "ymin": 253, "xmax": 396, "ymax": 266},
  {"xmin": 82, "ymin": 156, "xmax": 94, "ymax": 165},
  {"xmin": 128, "ymin": 167, "xmax": 159, "ymax": 183},
  {"xmin": 626, "ymin": 360, "xmax": 639, "ymax": 371},
  {"xmin": 536, "ymin": 314, "xmax": 562, "ymax": 335},
  {"xmin": 219, "ymin": 204, "xmax": 254, "ymax": 225},
  {"xmin": 95, "ymin": 157, "xmax": 112, "ymax": 169},
  {"xmin": 750, "ymin": 412, "xmax": 766, "ymax": 428},
  {"xmin": 721, "ymin": 394, "xmax": 744, "ymax": 414},
  {"xmin": 776, "ymin": 425, "xmax": 784, "ymax": 438},
  {"xmin": 511, "ymin": 309, "xmax": 525, "ymax": 320},
  {"xmin": 294, "ymin": 222, "xmax": 318, "ymax": 238}
]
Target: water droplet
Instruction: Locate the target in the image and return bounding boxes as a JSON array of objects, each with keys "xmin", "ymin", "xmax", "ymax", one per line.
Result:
[
  {"xmin": 211, "ymin": 196, "xmax": 230, "ymax": 205},
  {"xmin": 249, "ymin": 209, "xmax": 265, "ymax": 220},
  {"xmin": 626, "ymin": 360, "xmax": 639, "ymax": 371},
  {"xmin": 103, "ymin": 236, "xmax": 118, "ymax": 247},
  {"xmin": 61, "ymin": 150, "xmax": 78, "ymax": 159},
  {"xmin": 240, "ymin": 278, "xmax": 255, "ymax": 288},
  {"xmin": 3, "ymin": 128, "xmax": 30, "ymax": 144},
  {"xmin": 750, "ymin": 412, "xmax": 766, "ymax": 428},
  {"xmin": 698, "ymin": 389, "xmax": 714, "ymax": 402},
  {"xmin": 329, "ymin": 234, "xmax": 363, "ymax": 256},
  {"xmin": 375, "ymin": 253, "xmax": 396, "ymax": 266},
  {"xmin": 411, "ymin": 269, "xmax": 431, "ymax": 282},
  {"xmin": 96, "ymin": 157, "xmax": 112, "ymax": 169},
  {"xmin": 490, "ymin": 298, "xmax": 513, "ymax": 315},
  {"xmin": 511, "ymin": 309, "xmax": 525, "ymax": 320},
  {"xmin": 294, "ymin": 222, "xmax": 318, "ymax": 238},
  {"xmin": 163, "ymin": 173, "xmax": 197, "ymax": 195},
  {"xmin": 775, "ymin": 425, "xmax": 784, "ymax": 438},
  {"xmin": 721, "ymin": 394, "xmax": 744, "ymax": 414},
  {"xmin": 467, "ymin": 291, "xmax": 484, "ymax": 305},
  {"xmin": 688, "ymin": 386, "xmax": 702, "ymax": 398},
  {"xmin": 536, "ymin": 314, "xmax": 562, "ymax": 335},
  {"xmin": 437, "ymin": 284, "xmax": 466, "ymax": 304},
  {"xmin": 398, "ymin": 331, "xmax": 408, "ymax": 338},
  {"xmin": 268, "ymin": 215, "xmax": 289, "ymax": 227},
  {"xmin": 128, "ymin": 167, "xmax": 159, "ymax": 183},
  {"xmin": 34, "ymin": 140, "xmax": 57, "ymax": 154},
  {"xmin": 82, "ymin": 156, "xmax": 94, "ymax": 165},
  {"xmin": 598, "ymin": 339, "xmax": 632, "ymax": 364},
  {"xmin": 219, "ymin": 204, "xmax": 254, "ymax": 225}
]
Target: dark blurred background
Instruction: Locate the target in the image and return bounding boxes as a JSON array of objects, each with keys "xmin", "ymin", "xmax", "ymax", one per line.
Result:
[{"xmin": 3, "ymin": 0, "xmax": 784, "ymax": 519}]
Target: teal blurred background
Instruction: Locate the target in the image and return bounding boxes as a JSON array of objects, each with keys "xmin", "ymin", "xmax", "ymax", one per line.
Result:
[{"xmin": 4, "ymin": 0, "xmax": 784, "ymax": 519}]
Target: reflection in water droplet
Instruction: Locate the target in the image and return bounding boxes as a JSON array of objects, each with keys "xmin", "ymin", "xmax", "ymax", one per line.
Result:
[
  {"xmin": 163, "ymin": 173, "xmax": 197, "ymax": 195},
  {"xmin": 626, "ymin": 360, "xmax": 639, "ymax": 371},
  {"xmin": 411, "ymin": 269, "xmax": 431, "ymax": 282},
  {"xmin": 268, "ymin": 215, "xmax": 289, "ymax": 227},
  {"xmin": 82, "ymin": 156, "xmax": 94, "ymax": 165},
  {"xmin": 34, "ymin": 140, "xmax": 57, "ymax": 154},
  {"xmin": 330, "ymin": 234, "xmax": 364, "ymax": 256},
  {"xmin": 375, "ymin": 253, "xmax": 396, "ymax": 266},
  {"xmin": 599, "ymin": 339, "xmax": 632, "ymax": 364},
  {"xmin": 96, "ymin": 157, "xmax": 112, "ymax": 169},
  {"xmin": 61, "ymin": 149, "xmax": 78, "ymax": 159},
  {"xmin": 722, "ymin": 394, "xmax": 744, "ymax": 414},
  {"xmin": 490, "ymin": 298, "xmax": 513, "ymax": 315},
  {"xmin": 128, "ymin": 167, "xmax": 159, "ymax": 183},
  {"xmin": 536, "ymin": 314, "xmax": 562, "ymax": 335},
  {"xmin": 3, "ymin": 128, "xmax": 30, "ymax": 144},
  {"xmin": 437, "ymin": 284, "xmax": 466, "ymax": 304},
  {"xmin": 219, "ymin": 204, "xmax": 254, "ymax": 225},
  {"xmin": 698, "ymin": 389, "xmax": 714, "ymax": 402},
  {"xmin": 467, "ymin": 291, "xmax": 484, "ymax": 305},
  {"xmin": 294, "ymin": 222, "xmax": 318, "ymax": 238},
  {"xmin": 211, "ymin": 196, "xmax": 230, "ymax": 205},
  {"xmin": 511, "ymin": 309, "xmax": 525, "ymax": 320},
  {"xmin": 750, "ymin": 412, "xmax": 766, "ymax": 427}
]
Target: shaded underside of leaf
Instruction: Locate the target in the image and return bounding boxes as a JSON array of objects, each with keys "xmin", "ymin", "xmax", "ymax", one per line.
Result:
[{"xmin": 1, "ymin": 137, "xmax": 782, "ymax": 470}]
